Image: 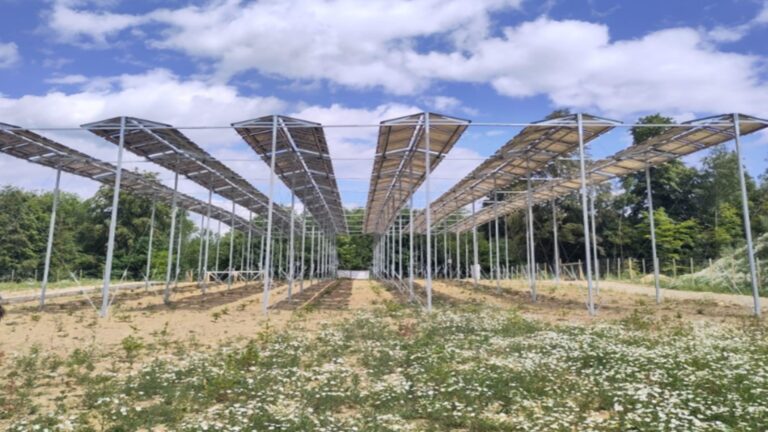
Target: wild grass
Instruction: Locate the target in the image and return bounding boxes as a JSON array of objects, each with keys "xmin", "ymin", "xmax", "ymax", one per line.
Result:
[{"xmin": 3, "ymin": 304, "xmax": 768, "ymax": 431}]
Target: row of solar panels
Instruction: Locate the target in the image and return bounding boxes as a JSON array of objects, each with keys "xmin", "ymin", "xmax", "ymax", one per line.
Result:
[
  {"xmin": 363, "ymin": 112, "xmax": 767, "ymax": 236},
  {"xmin": 0, "ymin": 115, "xmax": 349, "ymax": 236},
  {"xmin": 0, "ymin": 124, "xmax": 260, "ymax": 233}
]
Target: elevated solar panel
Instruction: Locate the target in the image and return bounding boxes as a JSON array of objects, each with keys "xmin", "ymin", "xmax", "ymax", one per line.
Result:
[
  {"xmin": 410, "ymin": 114, "xmax": 618, "ymax": 233},
  {"xmin": 83, "ymin": 117, "xmax": 291, "ymax": 234},
  {"xmin": 448, "ymin": 113, "xmax": 768, "ymax": 233},
  {"xmin": 233, "ymin": 115, "xmax": 347, "ymax": 235},
  {"xmin": 0, "ymin": 123, "xmax": 260, "ymax": 233},
  {"xmin": 364, "ymin": 112, "xmax": 469, "ymax": 234}
]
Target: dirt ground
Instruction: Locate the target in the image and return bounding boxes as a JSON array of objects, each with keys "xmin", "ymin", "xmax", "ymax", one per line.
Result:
[
  {"xmin": 422, "ymin": 278, "xmax": 766, "ymax": 325},
  {"xmin": 1, "ymin": 277, "xmax": 763, "ymax": 356}
]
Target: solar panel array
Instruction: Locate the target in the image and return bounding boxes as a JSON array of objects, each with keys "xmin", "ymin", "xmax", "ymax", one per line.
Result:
[
  {"xmin": 233, "ymin": 115, "xmax": 347, "ymax": 235},
  {"xmin": 448, "ymin": 113, "xmax": 768, "ymax": 232},
  {"xmin": 0, "ymin": 123, "xmax": 259, "ymax": 232},
  {"xmin": 364, "ymin": 112, "xmax": 469, "ymax": 234},
  {"xmin": 83, "ymin": 117, "xmax": 291, "ymax": 234},
  {"xmin": 409, "ymin": 114, "xmax": 618, "ymax": 233}
]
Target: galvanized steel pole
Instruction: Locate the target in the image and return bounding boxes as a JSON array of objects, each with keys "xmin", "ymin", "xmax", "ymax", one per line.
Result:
[
  {"xmin": 144, "ymin": 201, "xmax": 156, "ymax": 291},
  {"xmin": 645, "ymin": 166, "xmax": 661, "ymax": 303},
  {"xmin": 262, "ymin": 115, "xmax": 277, "ymax": 314},
  {"xmin": 424, "ymin": 112, "xmax": 433, "ymax": 312},
  {"xmin": 733, "ymin": 113, "xmax": 761, "ymax": 317},
  {"xmin": 162, "ymin": 173, "xmax": 179, "ymax": 306},
  {"xmin": 577, "ymin": 113, "xmax": 595, "ymax": 316},
  {"xmin": 101, "ymin": 116, "xmax": 126, "ymax": 317},
  {"xmin": 40, "ymin": 167, "xmax": 61, "ymax": 308},
  {"xmin": 288, "ymin": 192, "xmax": 295, "ymax": 299}
]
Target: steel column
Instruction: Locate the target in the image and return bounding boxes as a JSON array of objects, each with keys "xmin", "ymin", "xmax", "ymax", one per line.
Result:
[
  {"xmin": 299, "ymin": 209, "xmax": 306, "ymax": 292},
  {"xmin": 262, "ymin": 115, "xmax": 278, "ymax": 314},
  {"xmin": 202, "ymin": 188, "xmax": 213, "ymax": 292},
  {"xmin": 552, "ymin": 199, "xmax": 560, "ymax": 286},
  {"xmin": 40, "ymin": 168, "xmax": 61, "ymax": 308},
  {"xmin": 100, "ymin": 116, "xmax": 126, "ymax": 317},
  {"xmin": 288, "ymin": 193, "xmax": 295, "ymax": 299},
  {"xmin": 733, "ymin": 113, "xmax": 761, "ymax": 317},
  {"xmin": 472, "ymin": 199, "xmax": 479, "ymax": 287},
  {"xmin": 645, "ymin": 166, "xmax": 661, "ymax": 303},
  {"xmin": 162, "ymin": 171, "xmax": 179, "ymax": 306},
  {"xmin": 144, "ymin": 201, "xmax": 156, "ymax": 291},
  {"xmin": 526, "ymin": 167, "xmax": 537, "ymax": 300},
  {"xmin": 577, "ymin": 113, "xmax": 596, "ymax": 316},
  {"xmin": 424, "ymin": 112, "xmax": 433, "ymax": 312},
  {"xmin": 590, "ymin": 189, "xmax": 600, "ymax": 293},
  {"xmin": 227, "ymin": 201, "xmax": 235, "ymax": 290}
]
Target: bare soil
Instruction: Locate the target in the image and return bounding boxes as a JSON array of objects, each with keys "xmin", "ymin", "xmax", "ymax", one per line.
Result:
[{"xmin": 1, "ymin": 277, "xmax": 763, "ymax": 358}]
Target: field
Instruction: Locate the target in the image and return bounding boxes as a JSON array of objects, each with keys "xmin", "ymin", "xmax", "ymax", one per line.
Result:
[{"xmin": 1, "ymin": 278, "xmax": 767, "ymax": 431}]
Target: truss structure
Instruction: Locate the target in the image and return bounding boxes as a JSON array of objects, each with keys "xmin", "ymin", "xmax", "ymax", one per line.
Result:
[
  {"xmin": 410, "ymin": 113, "xmax": 618, "ymax": 233},
  {"xmin": 364, "ymin": 112, "xmax": 469, "ymax": 234},
  {"xmin": 233, "ymin": 115, "xmax": 346, "ymax": 234},
  {"xmin": 0, "ymin": 123, "xmax": 257, "ymax": 232},
  {"xmin": 83, "ymin": 117, "xmax": 289, "ymax": 233},
  {"xmin": 448, "ymin": 113, "xmax": 768, "ymax": 232}
]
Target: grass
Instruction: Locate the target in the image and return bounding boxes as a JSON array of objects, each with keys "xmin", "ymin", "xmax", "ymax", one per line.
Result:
[{"xmin": 3, "ymin": 301, "xmax": 768, "ymax": 431}]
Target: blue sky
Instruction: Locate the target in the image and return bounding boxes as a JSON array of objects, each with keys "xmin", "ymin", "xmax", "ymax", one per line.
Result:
[{"xmin": 1, "ymin": 0, "xmax": 767, "ymax": 222}]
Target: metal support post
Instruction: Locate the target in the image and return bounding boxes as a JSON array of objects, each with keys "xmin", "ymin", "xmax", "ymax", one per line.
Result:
[
  {"xmin": 733, "ymin": 113, "xmax": 761, "ymax": 317},
  {"xmin": 424, "ymin": 112, "xmax": 433, "ymax": 311},
  {"xmin": 472, "ymin": 199, "xmax": 479, "ymax": 287},
  {"xmin": 288, "ymin": 193, "xmax": 295, "ymax": 299},
  {"xmin": 40, "ymin": 168, "xmax": 61, "ymax": 308},
  {"xmin": 552, "ymin": 199, "xmax": 560, "ymax": 286},
  {"xmin": 162, "ymin": 171, "xmax": 179, "ymax": 306},
  {"xmin": 144, "ymin": 201, "xmax": 156, "ymax": 291},
  {"xmin": 262, "ymin": 115, "xmax": 277, "ymax": 314},
  {"xmin": 101, "ymin": 116, "xmax": 126, "ymax": 317},
  {"xmin": 299, "ymin": 209, "xmax": 306, "ymax": 292},
  {"xmin": 227, "ymin": 201, "xmax": 235, "ymax": 289},
  {"xmin": 590, "ymin": 189, "xmax": 600, "ymax": 292},
  {"xmin": 202, "ymin": 188, "xmax": 212, "ymax": 292},
  {"xmin": 196, "ymin": 213, "xmax": 205, "ymax": 284},
  {"xmin": 577, "ymin": 113, "xmax": 595, "ymax": 316},
  {"xmin": 526, "ymin": 163, "xmax": 537, "ymax": 301},
  {"xmin": 645, "ymin": 166, "xmax": 661, "ymax": 303}
]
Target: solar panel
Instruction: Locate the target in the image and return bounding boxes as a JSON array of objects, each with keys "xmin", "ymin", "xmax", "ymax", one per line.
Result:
[
  {"xmin": 410, "ymin": 114, "xmax": 618, "ymax": 233},
  {"xmin": 0, "ymin": 123, "xmax": 259, "ymax": 233},
  {"xmin": 233, "ymin": 115, "xmax": 347, "ymax": 235},
  {"xmin": 448, "ymin": 113, "xmax": 768, "ymax": 232},
  {"xmin": 83, "ymin": 117, "xmax": 290, "ymax": 234},
  {"xmin": 364, "ymin": 112, "xmax": 469, "ymax": 234}
]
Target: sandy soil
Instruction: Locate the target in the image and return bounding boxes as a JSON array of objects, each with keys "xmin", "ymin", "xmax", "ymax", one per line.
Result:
[
  {"xmin": 419, "ymin": 277, "xmax": 765, "ymax": 324},
  {"xmin": 0, "ymin": 278, "xmax": 396, "ymax": 356},
  {"xmin": 2, "ymin": 277, "xmax": 764, "ymax": 358}
]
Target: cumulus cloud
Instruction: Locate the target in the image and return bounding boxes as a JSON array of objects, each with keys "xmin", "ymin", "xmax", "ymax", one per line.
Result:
[
  {"xmin": 0, "ymin": 69, "xmax": 286, "ymax": 209},
  {"xmin": 0, "ymin": 42, "xmax": 20, "ymax": 68},
  {"xmin": 706, "ymin": 1, "xmax": 768, "ymax": 43},
  {"xmin": 0, "ymin": 69, "xmax": 438, "ymax": 209},
  {"xmin": 42, "ymin": 0, "xmax": 768, "ymax": 117}
]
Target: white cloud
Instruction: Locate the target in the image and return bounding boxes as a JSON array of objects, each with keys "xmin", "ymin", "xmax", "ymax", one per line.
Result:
[
  {"xmin": 46, "ymin": 2, "xmax": 149, "ymax": 47},
  {"xmin": 0, "ymin": 68, "xmax": 436, "ymax": 210},
  {"xmin": 0, "ymin": 41, "xmax": 19, "ymax": 68},
  {"xmin": 43, "ymin": 1, "xmax": 768, "ymax": 118},
  {"xmin": 45, "ymin": 74, "xmax": 89, "ymax": 85},
  {"xmin": 45, "ymin": 0, "xmax": 522, "ymax": 93},
  {"xmin": 706, "ymin": 1, "xmax": 768, "ymax": 42},
  {"xmin": 0, "ymin": 69, "xmax": 286, "ymax": 213}
]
